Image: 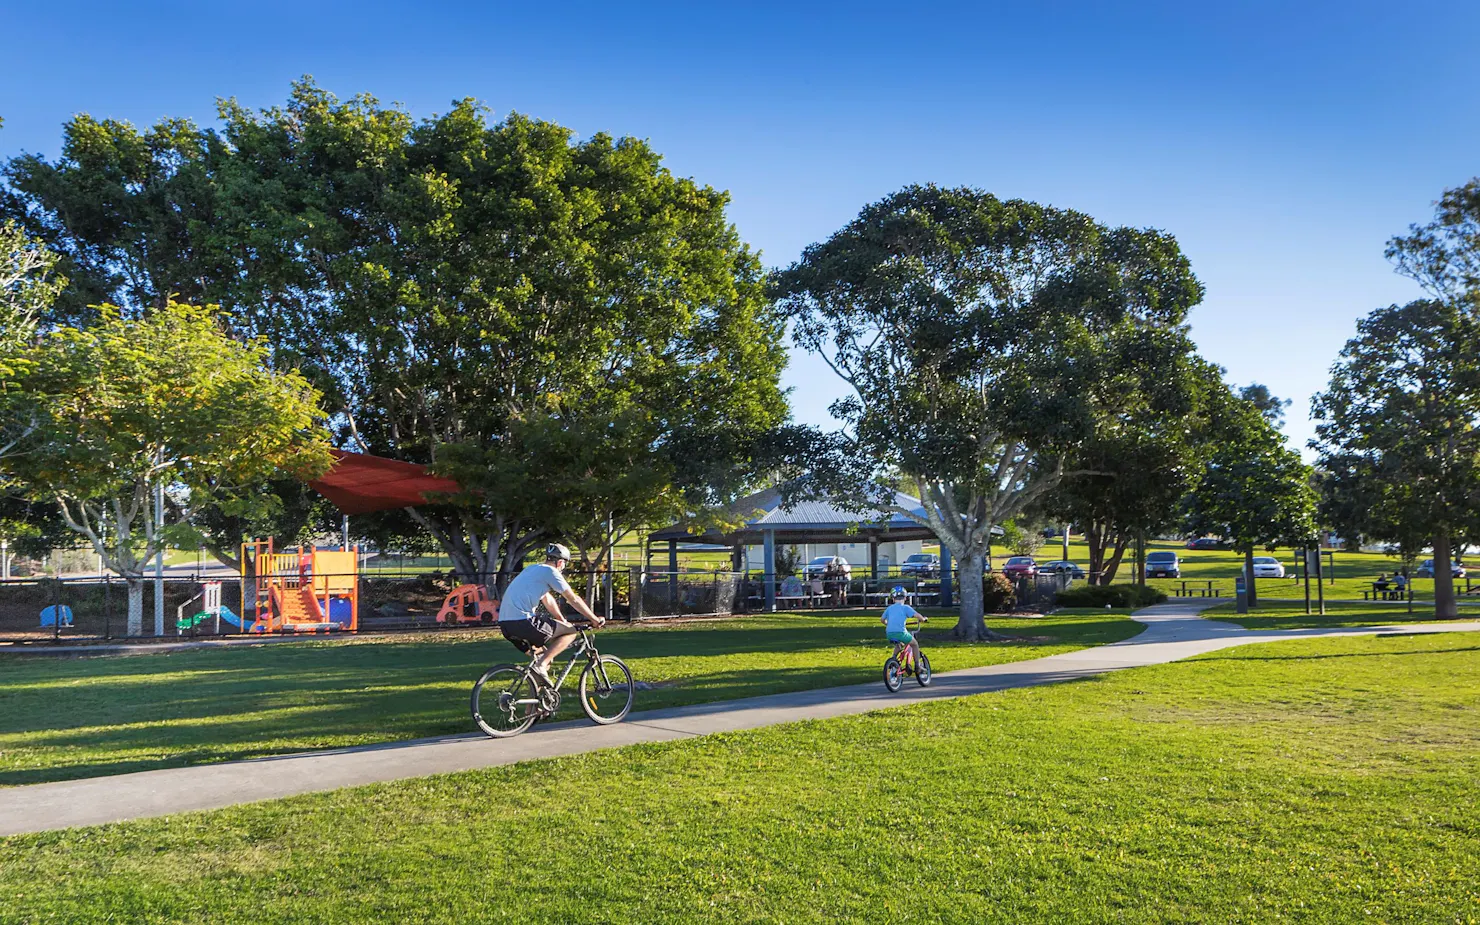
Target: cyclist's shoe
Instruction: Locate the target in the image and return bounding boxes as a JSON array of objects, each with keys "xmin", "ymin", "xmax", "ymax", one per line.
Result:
[{"xmin": 530, "ymin": 663, "xmax": 553, "ymax": 688}]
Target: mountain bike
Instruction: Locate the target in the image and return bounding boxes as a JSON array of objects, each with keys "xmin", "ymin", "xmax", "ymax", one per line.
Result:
[
  {"xmin": 883, "ymin": 616, "xmax": 931, "ymax": 692},
  {"xmin": 471, "ymin": 621, "xmax": 634, "ymax": 738}
]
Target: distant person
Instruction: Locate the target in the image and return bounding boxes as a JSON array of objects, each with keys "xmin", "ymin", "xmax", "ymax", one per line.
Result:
[
  {"xmin": 1374, "ymin": 574, "xmax": 1390, "ymax": 592},
  {"xmin": 1392, "ymin": 573, "xmax": 1408, "ymax": 594},
  {"xmin": 497, "ymin": 543, "xmax": 604, "ymax": 686}
]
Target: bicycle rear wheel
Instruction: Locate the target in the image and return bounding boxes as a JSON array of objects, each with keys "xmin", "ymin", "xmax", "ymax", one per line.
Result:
[
  {"xmin": 915, "ymin": 652, "xmax": 932, "ymax": 687},
  {"xmin": 471, "ymin": 665, "xmax": 540, "ymax": 737},
  {"xmin": 883, "ymin": 657, "xmax": 903, "ymax": 692},
  {"xmin": 579, "ymin": 655, "xmax": 634, "ymax": 724}
]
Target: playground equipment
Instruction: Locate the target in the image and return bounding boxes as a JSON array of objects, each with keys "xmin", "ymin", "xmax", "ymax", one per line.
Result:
[
  {"xmin": 240, "ymin": 539, "xmax": 360, "ymax": 634},
  {"xmin": 40, "ymin": 604, "xmax": 73, "ymax": 628},
  {"xmin": 176, "ymin": 581, "xmax": 247, "ymax": 633},
  {"xmin": 437, "ymin": 583, "xmax": 499, "ymax": 625}
]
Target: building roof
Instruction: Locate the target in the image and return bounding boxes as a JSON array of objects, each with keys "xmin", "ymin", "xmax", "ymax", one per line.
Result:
[{"xmin": 648, "ymin": 483, "xmax": 938, "ymax": 545}]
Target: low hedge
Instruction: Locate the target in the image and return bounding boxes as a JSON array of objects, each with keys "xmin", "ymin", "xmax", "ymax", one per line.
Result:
[{"xmin": 1054, "ymin": 583, "xmax": 1167, "ymax": 609}]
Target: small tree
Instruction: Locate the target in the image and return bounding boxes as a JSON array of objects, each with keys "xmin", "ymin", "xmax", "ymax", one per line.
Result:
[
  {"xmin": 1183, "ymin": 394, "xmax": 1316, "ymax": 607},
  {"xmin": 7, "ymin": 303, "xmax": 333, "ymax": 633}
]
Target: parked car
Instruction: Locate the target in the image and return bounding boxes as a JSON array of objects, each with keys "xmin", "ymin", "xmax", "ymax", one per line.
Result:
[
  {"xmin": 1000, "ymin": 556, "xmax": 1037, "ymax": 578},
  {"xmin": 1038, "ymin": 560, "xmax": 1086, "ymax": 579},
  {"xmin": 1185, "ymin": 537, "xmax": 1222, "ymax": 550},
  {"xmin": 1144, "ymin": 551, "xmax": 1180, "ymax": 578},
  {"xmin": 1415, "ymin": 558, "xmax": 1466, "ymax": 578},
  {"xmin": 898, "ymin": 553, "xmax": 940, "ymax": 578},
  {"xmin": 1249, "ymin": 556, "xmax": 1285, "ymax": 578},
  {"xmin": 803, "ymin": 555, "xmax": 852, "ymax": 579}
]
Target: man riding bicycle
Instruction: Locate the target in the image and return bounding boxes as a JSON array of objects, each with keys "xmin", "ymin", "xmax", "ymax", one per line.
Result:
[{"xmin": 498, "ymin": 543, "xmax": 605, "ymax": 686}]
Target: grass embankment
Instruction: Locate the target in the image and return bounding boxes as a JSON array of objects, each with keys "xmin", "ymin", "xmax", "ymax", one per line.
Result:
[
  {"xmin": 1211, "ymin": 599, "xmax": 1479, "ymax": 631},
  {"xmin": 4, "ymin": 630, "xmax": 1479, "ymax": 922},
  {"xmin": 0, "ymin": 609, "xmax": 1138, "ymax": 787}
]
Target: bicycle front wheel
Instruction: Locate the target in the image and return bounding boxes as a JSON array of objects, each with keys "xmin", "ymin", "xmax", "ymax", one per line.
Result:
[
  {"xmin": 883, "ymin": 657, "xmax": 903, "ymax": 692},
  {"xmin": 579, "ymin": 655, "xmax": 634, "ymax": 725},
  {"xmin": 472, "ymin": 665, "xmax": 540, "ymax": 738}
]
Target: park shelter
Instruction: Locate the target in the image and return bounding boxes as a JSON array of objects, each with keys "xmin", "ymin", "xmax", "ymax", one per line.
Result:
[{"xmin": 648, "ymin": 483, "xmax": 948, "ymax": 611}]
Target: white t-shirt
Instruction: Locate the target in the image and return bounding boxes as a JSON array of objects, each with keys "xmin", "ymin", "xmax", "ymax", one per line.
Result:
[{"xmin": 498, "ymin": 563, "xmax": 572, "ymax": 622}]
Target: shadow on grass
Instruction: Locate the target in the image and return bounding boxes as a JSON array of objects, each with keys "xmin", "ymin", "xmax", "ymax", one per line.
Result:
[{"xmin": 1198, "ymin": 645, "xmax": 1480, "ymax": 664}]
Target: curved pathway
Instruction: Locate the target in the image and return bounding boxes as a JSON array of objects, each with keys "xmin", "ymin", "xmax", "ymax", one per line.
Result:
[{"xmin": 3, "ymin": 600, "xmax": 1478, "ymax": 836}]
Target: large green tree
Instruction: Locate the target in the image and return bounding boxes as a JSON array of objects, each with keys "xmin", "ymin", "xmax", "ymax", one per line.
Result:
[
  {"xmin": 773, "ymin": 185, "xmax": 1205, "ymax": 638},
  {"xmin": 213, "ymin": 84, "xmax": 788, "ymax": 587},
  {"xmin": 1312, "ymin": 298, "xmax": 1480, "ymax": 619},
  {"xmin": 4, "ymin": 303, "xmax": 333, "ymax": 634}
]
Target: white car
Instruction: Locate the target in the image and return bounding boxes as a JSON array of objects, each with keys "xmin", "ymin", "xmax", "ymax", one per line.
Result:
[
  {"xmin": 1249, "ymin": 556, "xmax": 1285, "ymax": 578},
  {"xmin": 803, "ymin": 555, "xmax": 852, "ymax": 579}
]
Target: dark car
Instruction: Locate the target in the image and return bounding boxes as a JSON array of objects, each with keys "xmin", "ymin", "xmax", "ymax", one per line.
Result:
[
  {"xmin": 1038, "ymin": 560, "xmax": 1086, "ymax": 579},
  {"xmin": 899, "ymin": 553, "xmax": 940, "ymax": 578},
  {"xmin": 1185, "ymin": 537, "xmax": 1222, "ymax": 550},
  {"xmin": 1001, "ymin": 556, "xmax": 1037, "ymax": 578},
  {"xmin": 1415, "ymin": 558, "xmax": 1466, "ymax": 578},
  {"xmin": 1144, "ymin": 551, "xmax": 1181, "ymax": 578}
]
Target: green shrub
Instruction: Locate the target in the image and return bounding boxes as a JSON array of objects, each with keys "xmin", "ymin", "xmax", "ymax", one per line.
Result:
[
  {"xmin": 982, "ymin": 573, "xmax": 1016, "ymax": 612},
  {"xmin": 1054, "ymin": 583, "xmax": 1167, "ymax": 609}
]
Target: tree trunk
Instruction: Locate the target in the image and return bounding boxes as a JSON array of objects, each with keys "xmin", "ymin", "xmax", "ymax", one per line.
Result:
[
  {"xmin": 1101, "ymin": 538, "xmax": 1130, "ymax": 586},
  {"xmin": 1433, "ymin": 527, "xmax": 1457, "ymax": 620},
  {"xmin": 126, "ymin": 577, "xmax": 144, "ymax": 636},
  {"xmin": 1243, "ymin": 546, "xmax": 1258, "ymax": 608},
  {"xmin": 1086, "ymin": 522, "xmax": 1108, "ymax": 585},
  {"xmin": 954, "ymin": 553, "xmax": 988, "ymax": 640}
]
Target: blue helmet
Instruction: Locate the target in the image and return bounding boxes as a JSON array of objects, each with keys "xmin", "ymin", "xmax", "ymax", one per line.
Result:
[{"xmin": 890, "ymin": 585, "xmax": 907, "ymax": 600}]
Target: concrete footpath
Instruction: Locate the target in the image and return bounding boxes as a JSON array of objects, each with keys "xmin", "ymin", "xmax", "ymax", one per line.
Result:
[{"xmin": 3, "ymin": 601, "xmax": 1478, "ymax": 836}]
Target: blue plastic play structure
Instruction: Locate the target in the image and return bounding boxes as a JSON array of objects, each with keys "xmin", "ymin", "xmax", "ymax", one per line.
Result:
[{"xmin": 40, "ymin": 604, "xmax": 73, "ymax": 627}]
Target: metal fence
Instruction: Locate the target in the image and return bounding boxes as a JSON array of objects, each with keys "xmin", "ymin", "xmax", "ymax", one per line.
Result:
[{"xmin": 0, "ymin": 564, "xmax": 1092, "ymax": 646}]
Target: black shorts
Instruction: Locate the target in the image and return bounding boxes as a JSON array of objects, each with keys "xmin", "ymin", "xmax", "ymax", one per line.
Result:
[{"xmin": 499, "ymin": 613, "xmax": 578, "ymax": 654}]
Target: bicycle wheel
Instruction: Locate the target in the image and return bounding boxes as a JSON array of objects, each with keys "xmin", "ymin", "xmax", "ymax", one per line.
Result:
[
  {"xmin": 579, "ymin": 655, "xmax": 634, "ymax": 724},
  {"xmin": 883, "ymin": 657, "xmax": 903, "ymax": 692},
  {"xmin": 471, "ymin": 665, "xmax": 540, "ymax": 738},
  {"xmin": 915, "ymin": 652, "xmax": 932, "ymax": 687}
]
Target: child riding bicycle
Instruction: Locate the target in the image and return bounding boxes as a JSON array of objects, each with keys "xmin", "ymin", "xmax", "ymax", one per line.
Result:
[{"xmin": 880, "ymin": 585, "xmax": 925, "ymax": 665}]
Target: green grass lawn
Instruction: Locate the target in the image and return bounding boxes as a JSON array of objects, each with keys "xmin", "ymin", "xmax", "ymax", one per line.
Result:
[
  {"xmin": 0, "ymin": 609, "xmax": 1138, "ymax": 787},
  {"xmin": 1210, "ymin": 599, "xmax": 1480, "ymax": 631},
  {"xmin": 4, "ymin": 630, "xmax": 1478, "ymax": 922}
]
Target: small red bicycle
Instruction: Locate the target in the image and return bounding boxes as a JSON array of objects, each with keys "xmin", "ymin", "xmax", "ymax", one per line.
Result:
[{"xmin": 883, "ymin": 616, "xmax": 932, "ymax": 692}]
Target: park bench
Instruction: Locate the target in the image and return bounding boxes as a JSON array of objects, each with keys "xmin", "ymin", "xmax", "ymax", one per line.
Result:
[{"xmin": 1361, "ymin": 583, "xmax": 1406, "ymax": 601}]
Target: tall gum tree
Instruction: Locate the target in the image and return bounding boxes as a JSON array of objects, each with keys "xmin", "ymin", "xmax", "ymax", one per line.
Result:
[
  {"xmin": 773, "ymin": 186, "xmax": 1205, "ymax": 639},
  {"xmin": 6, "ymin": 303, "xmax": 332, "ymax": 634}
]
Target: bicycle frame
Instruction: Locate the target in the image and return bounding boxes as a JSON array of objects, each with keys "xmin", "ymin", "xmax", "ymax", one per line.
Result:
[{"xmin": 516, "ymin": 628, "xmax": 612, "ymax": 710}]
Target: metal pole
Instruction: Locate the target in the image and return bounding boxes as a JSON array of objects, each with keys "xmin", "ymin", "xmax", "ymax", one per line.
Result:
[
  {"xmin": 103, "ymin": 574, "xmax": 111, "ymax": 640},
  {"xmin": 1313, "ymin": 543, "xmax": 1326, "ymax": 616},
  {"xmin": 1302, "ymin": 546, "xmax": 1312, "ymax": 615},
  {"xmin": 1, "ymin": 539, "xmax": 7, "ymax": 581},
  {"xmin": 341, "ymin": 515, "xmax": 350, "ymax": 551},
  {"xmin": 53, "ymin": 575, "xmax": 61, "ymax": 643},
  {"xmin": 1062, "ymin": 524, "xmax": 1069, "ymax": 563},
  {"xmin": 153, "ymin": 482, "xmax": 165, "ymax": 637}
]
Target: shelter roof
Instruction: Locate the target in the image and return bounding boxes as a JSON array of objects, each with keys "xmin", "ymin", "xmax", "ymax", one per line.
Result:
[
  {"xmin": 648, "ymin": 483, "xmax": 937, "ymax": 545},
  {"xmin": 309, "ymin": 450, "xmax": 463, "ymax": 515}
]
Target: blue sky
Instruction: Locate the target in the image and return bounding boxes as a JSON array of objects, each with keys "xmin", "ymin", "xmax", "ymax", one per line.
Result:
[{"xmin": 3, "ymin": 1, "xmax": 1477, "ymax": 454}]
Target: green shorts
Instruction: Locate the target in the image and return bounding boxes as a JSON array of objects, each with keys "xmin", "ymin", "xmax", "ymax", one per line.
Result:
[{"xmin": 886, "ymin": 630, "xmax": 914, "ymax": 644}]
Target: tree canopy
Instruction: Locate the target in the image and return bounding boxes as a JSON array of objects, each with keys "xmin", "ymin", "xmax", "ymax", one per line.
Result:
[
  {"xmin": 1312, "ymin": 298, "xmax": 1480, "ymax": 618},
  {"xmin": 773, "ymin": 184, "xmax": 1205, "ymax": 637},
  {"xmin": 3, "ymin": 81, "xmax": 791, "ymax": 578}
]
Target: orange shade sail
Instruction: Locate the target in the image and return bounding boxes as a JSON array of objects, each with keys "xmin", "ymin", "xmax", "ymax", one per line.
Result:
[{"xmin": 309, "ymin": 450, "xmax": 464, "ymax": 515}]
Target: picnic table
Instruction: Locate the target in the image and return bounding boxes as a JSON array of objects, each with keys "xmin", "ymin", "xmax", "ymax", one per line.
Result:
[
  {"xmin": 1172, "ymin": 579, "xmax": 1222, "ymax": 598},
  {"xmin": 1362, "ymin": 582, "xmax": 1406, "ymax": 601}
]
